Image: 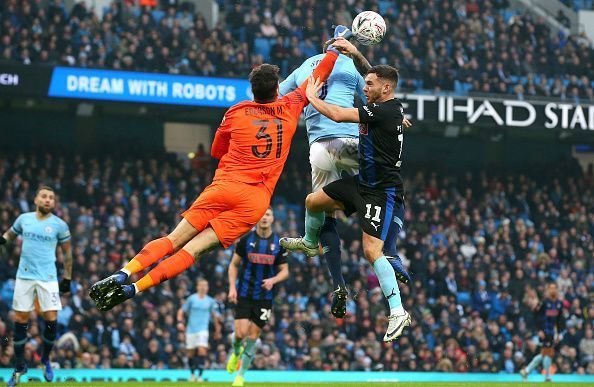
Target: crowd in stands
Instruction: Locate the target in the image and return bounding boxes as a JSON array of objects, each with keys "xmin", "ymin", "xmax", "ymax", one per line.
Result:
[
  {"xmin": 0, "ymin": 149, "xmax": 592, "ymax": 375},
  {"xmin": 1, "ymin": 0, "xmax": 594, "ymax": 101}
]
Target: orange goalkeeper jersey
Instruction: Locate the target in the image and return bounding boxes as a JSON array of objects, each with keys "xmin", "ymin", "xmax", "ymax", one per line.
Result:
[{"xmin": 211, "ymin": 51, "xmax": 339, "ymax": 194}]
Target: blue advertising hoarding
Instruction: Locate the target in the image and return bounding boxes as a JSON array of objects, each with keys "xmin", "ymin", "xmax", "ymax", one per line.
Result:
[{"xmin": 48, "ymin": 67, "xmax": 253, "ymax": 107}]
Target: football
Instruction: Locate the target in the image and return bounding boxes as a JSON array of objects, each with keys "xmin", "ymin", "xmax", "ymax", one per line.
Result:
[{"xmin": 351, "ymin": 10, "xmax": 387, "ymax": 46}]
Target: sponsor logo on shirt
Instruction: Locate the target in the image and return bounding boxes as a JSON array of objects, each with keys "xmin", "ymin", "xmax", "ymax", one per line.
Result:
[
  {"xmin": 22, "ymin": 232, "xmax": 53, "ymax": 242},
  {"xmin": 248, "ymin": 253, "xmax": 275, "ymax": 265}
]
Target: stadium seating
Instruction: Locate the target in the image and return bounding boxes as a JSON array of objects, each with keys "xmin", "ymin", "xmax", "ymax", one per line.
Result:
[
  {"xmin": 0, "ymin": 150, "xmax": 592, "ymax": 374},
  {"xmin": 0, "ymin": 0, "xmax": 592, "ymax": 100}
]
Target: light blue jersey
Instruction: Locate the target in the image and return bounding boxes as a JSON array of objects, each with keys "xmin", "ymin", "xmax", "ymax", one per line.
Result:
[
  {"xmin": 11, "ymin": 212, "xmax": 70, "ymax": 281},
  {"xmin": 183, "ymin": 294, "xmax": 217, "ymax": 334},
  {"xmin": 279, "ymin": 54, "xmax": 366, "ymax": 145}
]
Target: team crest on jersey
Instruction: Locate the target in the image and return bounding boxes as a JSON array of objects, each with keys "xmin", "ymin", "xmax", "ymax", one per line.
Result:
[
  {"xmin": 269, "ymin": 244, "xmax": 276, "ymax": 251},
  {"xmin": 359, "ymin": 123, "xmax": 368, "ymax": 135},
  {"xmin": 45, "ymin": 226, "xmax": 53, "ymax": 234}
]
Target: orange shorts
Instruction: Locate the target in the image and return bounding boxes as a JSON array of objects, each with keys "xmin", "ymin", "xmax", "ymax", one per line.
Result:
[{"xmin": 182, "ymin": 180, "xmax": 271, "ymax": 248}]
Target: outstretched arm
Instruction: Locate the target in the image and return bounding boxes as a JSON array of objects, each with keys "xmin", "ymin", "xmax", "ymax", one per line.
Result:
[
  {"xmin": 305, "ymin": 76, "xmax": 360, "ymax": 122},
  {"xmin": 283, "ymin": 48, "xmax": 340, "ymax": 115},
  {"xmin": 296, "ymin": 49, "xmax": 339, "ymax": 95},
  {"xmin": 332, "ymin": 38, "xmax": 371, "ymax": 76}
]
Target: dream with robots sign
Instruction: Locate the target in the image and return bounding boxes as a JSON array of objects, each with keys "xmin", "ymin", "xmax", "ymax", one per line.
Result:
[{"xmin": 48, "ymin": 67, "xmax": 253, "ymax": 107}]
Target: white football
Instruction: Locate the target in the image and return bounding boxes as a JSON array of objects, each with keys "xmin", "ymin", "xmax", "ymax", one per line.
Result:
[{"xmin": 352, "ymin": 11, "xmax": 386, "ymax": 46}]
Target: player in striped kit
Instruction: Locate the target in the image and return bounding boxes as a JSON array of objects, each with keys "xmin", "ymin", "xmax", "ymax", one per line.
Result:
[
  {"xmin": 226, "ymin": 208, "xmax": 289, "ymax": 387},
  {"xmin": 279, "ymin": 26, "xmax": 412, "ymax": 318},
  {"xmin": 520, "ymin": 282, "xmax": 565, "ymax": 382}
]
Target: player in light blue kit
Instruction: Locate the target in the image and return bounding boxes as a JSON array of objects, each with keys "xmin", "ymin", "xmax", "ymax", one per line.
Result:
[
  {"xmin": 177, "ymin": 278, "xmax": 220, "ymax": 382},
  {"xmin": 279, "ymin": 26, "xmax": 411, "ymax": 318},
  {"xmin": 0, "ymin": 186, "xmax": 73, "ymax": 386}
]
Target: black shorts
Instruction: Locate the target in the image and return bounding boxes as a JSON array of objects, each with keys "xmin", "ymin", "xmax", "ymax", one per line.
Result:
[
  {"xmin": 235, "ymin": 297, "xmax": 273, "ymax": 329},
  {"xmin": 323, "ymin": 174, "xmax": 405, "ymax": 244}
]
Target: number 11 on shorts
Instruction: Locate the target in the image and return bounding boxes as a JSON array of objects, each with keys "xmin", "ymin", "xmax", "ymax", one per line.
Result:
[{"xmin": 365, "ymin": 204, "xmax": 381, "ymax": 222}]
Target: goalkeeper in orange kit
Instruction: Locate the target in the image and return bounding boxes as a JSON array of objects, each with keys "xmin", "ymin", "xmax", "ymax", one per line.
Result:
[{"xmin": 89, "ymin": 47, "xmax": 341, "ymax": 311}]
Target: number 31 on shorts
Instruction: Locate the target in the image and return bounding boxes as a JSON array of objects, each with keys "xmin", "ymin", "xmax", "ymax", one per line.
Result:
[{"xmin": 260, "ymin": 308, "xmax": 272, "ymax": 321}]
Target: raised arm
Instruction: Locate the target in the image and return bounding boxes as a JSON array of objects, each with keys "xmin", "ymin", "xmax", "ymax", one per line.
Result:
[
  {"xmin": 296, "ymin": 49, "xmax": 339, "ymax": 95},
  {"xmin": 331, "ymin": 38, "xmax": 371, "ymax": 76}
]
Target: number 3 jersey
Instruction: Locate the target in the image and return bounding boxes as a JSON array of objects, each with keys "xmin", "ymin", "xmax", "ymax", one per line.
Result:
[
  {"xmin": 357, "ymin": 98, "xmax": 405, "ymax": 191},
  {"xmin": 235, "ymin": 231, "xmax": 287, "ymax": 301},
  {"xmin": 210, "ymin": 51, "xmax": 339, "ymax": 195}
]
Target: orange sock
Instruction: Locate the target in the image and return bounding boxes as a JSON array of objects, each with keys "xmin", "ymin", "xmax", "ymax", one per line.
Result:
[
  {"xmin": 123, "ymin": 237, "xmax": 174, "ymax": 275},
  {"xmin": 135, "ymin": 249, "xmax": 195, "ymax": 292}
]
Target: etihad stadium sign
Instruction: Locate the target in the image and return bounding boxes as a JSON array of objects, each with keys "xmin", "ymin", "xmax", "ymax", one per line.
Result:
[
  {"xmin": 398, "ymin": 94, "xmax": 594, "ymax": 131},
  {"xmin": 0, "ymin": 63, "xmax": 592, "ymax": 130}
]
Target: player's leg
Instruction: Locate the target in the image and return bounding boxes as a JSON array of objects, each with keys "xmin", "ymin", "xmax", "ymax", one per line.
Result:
[
  {"xmin": 90, "ymin": 183, "xmax": 224, "ymax": 302},
  {"xmin": 186, "ymin": 347, "xmax": 197, "ymax": 380},
  {"xmin": 381, "ymin": 199, "xmax": 412, "ymax": 286},
  {"xmin": 195, "ymin": 331, "xmax": 209, "ymax": 380},
  {"xmin": 542, "ymin": 346, "xmax": 554, "ymax": 381},
  {"xmin": 280, "ymin": 185, "xmax": 346, "ymax": 257},
  {"xmin": 36, "ymin": 280, "xmax": 62, "ymax": 382},
  {"xmin": 95, "ymin": 182, "xmax": 270, "ymax": 311},
  {"xmin": 312, "ymin": 141, "xmax": 347, "ymax": 289},
  {"xmin": 234, "ymin": 303, "xmax": 268, "ymax": 387},
  {"xmin": 9, "ymin": 279, "xmax": 35, "ymax": 387},
  {"xmin": 122, "ymin": 218, "xmax": 198, "ymax": 275},
  {"xmin": 522, "ymin": 352, "xmax": 543, "ymax": 379},
  {"xmin": 94, "ymin": 227, "xmax": 221, "ymax": 311},
  {"xmin": 90, "ymin": 218, "xmax": 197, "ymax": 300},
  {"xmin": 185, "ymin": 331, "xmax": 198, "ymax": 380},
  {"xmin": 227, "ymin": 318, "xmax": 250, "ymax": 373},
  {"xmin": 40, "ymin": 310, "xmax": 58, "ymax": 381},
  {"xmin": 359, "ymin": 188, "xmax": 410, "ymax": 342},
  {"xmin": 234, "ymin": 323, "xmax": 262, "ymax": 386},
  {"xmin": 10, "ymin": 311, "xmax": 30, "ymax": 385}
]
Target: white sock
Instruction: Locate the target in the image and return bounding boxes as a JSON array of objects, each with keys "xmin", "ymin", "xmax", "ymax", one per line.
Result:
[
  {"xmin": 390, "ymin": 306, "xmax": 405, "ymax": 316},
  {"xmin": 121, "ymin": 268, "xmax": 131, "ymax": 276},
  {"xmin": 133, "ymin": 283, "xmax": 140, "ymax": 294}
]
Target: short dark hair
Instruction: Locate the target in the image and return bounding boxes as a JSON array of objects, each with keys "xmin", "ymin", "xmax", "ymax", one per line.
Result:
[
  {"xmin": 36, "ymin": 185, "xmax": 54, "ymax": 195},
  {"xmin": 368, "ymin": 65, "xmax": 399, "ymax": 87},
  {"xmin": 249, "ymin": 64, "xmax": 280, "ymax": 103}
]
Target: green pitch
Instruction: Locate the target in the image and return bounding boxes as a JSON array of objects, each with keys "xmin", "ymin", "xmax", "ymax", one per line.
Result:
[{"xmin": 18, "ymin": 383, "xmax": 594, "ymax": 387}]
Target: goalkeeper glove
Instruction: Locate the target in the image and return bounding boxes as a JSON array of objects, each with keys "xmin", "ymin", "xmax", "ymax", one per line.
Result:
[{"xmin": 59, "ymin": 278, "xmax": 71, "ymax": 293}]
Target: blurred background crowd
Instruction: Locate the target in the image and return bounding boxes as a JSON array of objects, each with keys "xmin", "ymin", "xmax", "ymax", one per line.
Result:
[
  {"xmin": 0, "ymin": 150, "xmax": 592, "ymax": 374},
  {"xmin": 1, "ymin": 0, "xmax": 594, "ymax": 100}
]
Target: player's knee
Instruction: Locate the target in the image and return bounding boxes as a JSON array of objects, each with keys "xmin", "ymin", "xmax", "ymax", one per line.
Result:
[
  {"xmin": 236, "ymin": 327, "xmax": 248, "ymax": 339},
  {"xmin": 165, "ymin": 234, "xmax": 184, "ymax": 251},
  {"xmin": 305, "ymin": 193, "xmax": 316, "ymax": 211},
  {"xmin": 363, "ymin": 246, "xmax": 382, "ymax": 263},
  {"xmin": 14, "ymin": 312, "xmax": 30, "ymax": 324},
  {"xmin": 248, "ymin": 331, "xmax": 260, "ymax": 341}
]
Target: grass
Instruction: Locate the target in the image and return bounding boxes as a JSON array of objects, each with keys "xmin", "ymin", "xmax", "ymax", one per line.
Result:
[{"xmin": 16, "ymin": 383, "xmax": 594, "ymax": 387}]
